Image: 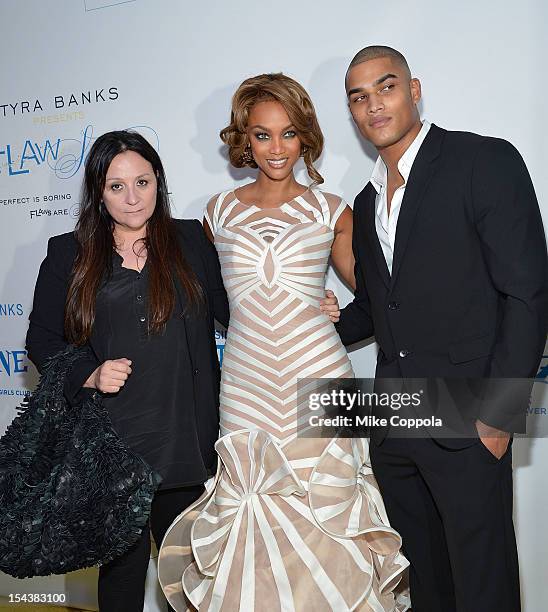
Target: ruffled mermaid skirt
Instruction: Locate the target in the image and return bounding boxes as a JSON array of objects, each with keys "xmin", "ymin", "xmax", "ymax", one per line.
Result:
[{"xmin": 158, "ymin": 429, "xmax": 409, "ymax": 611}]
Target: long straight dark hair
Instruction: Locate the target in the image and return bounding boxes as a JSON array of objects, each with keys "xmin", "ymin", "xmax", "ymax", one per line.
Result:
[{"xmin": 65, "ymin": 130, "xmax": 203, "ymax": 345}]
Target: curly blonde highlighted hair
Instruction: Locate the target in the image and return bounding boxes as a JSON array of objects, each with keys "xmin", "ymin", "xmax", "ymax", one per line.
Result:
[{"xmin": 220, "ymin": 73, "xmax": 324, "ymax": 185}]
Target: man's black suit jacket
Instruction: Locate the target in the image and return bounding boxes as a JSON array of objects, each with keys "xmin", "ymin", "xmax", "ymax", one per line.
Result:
[{"xmin": 336, "ymin": 124, "xmax": 548, "ymax": 437}]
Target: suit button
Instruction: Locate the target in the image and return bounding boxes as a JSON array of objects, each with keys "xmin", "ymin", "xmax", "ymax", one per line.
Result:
[
  {"xmin": 139, "ymin": 316, "xmax": 146, "ymax": 323},
  {"xmin": 399, "ymin": 349, "xmax": 410, "ymax": 358},
  {"xmin": 136, "ymin": 295, "xmax": 143, "ymax": 302},
  {"xmin": 194, "ymin": 369, "xmax": 199, "ymax": 375},
  {"xmin": 388, "ymin": 301, "xmax": 400, "ymax": 310}
]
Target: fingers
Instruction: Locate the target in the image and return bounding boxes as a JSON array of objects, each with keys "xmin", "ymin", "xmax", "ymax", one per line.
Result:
[
  {"xmin": 110, "ymin": 358, "xmax": 132, "ymax": 373},
  {"xmin": 320, "ymin": 289, "xmax": 340, "ymax": 323},
  {"xmin": 320, "ymin": 305, "xmax": 341, "ymax": 323},
  {"xmin": 320, "ymin": 289, "xmax": 339, "ymax": 308},
  {"xmin": 320, "ymin": 307, "xmax": 340, "ymax": 321},
  {"xmin": 101, "ymin": 385, "xmax": 125, "ymax": 394},
  {"xmin": 105, "ymin": 363, "xmax": 132, "ymax": 382},
  {"xmin": 96, "ymin": 379, "xmax": 125, "ymax": 394},
  {"xmin": 108, "ymin": 371, "xmax": 129, "ymax": 382},
  {"xmin": 96, "ymin": 358, "xmax": 132, "ymax": 393}
]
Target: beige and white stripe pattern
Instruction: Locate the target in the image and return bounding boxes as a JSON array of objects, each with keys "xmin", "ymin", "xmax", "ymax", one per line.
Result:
[
  {"xmin": 209, "ymin": 189, "xmax": 353, "ymax": 444},
  {"xmin": 157, "ymin": 189, "xmax": 410, "ymax": 610}
]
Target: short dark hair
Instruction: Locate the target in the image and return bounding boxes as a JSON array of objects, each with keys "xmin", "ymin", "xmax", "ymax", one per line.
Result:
[{"xmin": 346, "ymin": 45, "xmax": 411, "ymax": 82}]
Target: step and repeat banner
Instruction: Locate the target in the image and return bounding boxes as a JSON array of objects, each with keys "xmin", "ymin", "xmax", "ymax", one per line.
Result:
[{"xmin": 1, "ymin": 1, "xmax": 547, "ymax": 610}]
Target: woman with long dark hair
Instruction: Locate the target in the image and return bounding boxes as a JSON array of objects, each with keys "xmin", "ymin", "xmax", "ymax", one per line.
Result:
[{"xmin": 25, "ymin": 130, "xmax": 229, "ymax": 611}]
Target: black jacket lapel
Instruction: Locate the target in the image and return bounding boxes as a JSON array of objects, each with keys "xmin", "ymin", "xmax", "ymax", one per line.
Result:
[{"xmin": 390, "ymin": 124, "xmax": 445, "ymax": 288}]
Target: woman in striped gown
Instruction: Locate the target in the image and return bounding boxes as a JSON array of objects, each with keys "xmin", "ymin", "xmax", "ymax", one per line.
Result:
[{"xmin": 158, "ymin": 73, "xmax": 409, "ymax": 611}]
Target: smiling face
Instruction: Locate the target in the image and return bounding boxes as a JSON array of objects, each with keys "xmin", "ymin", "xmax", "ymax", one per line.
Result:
[
  {"xmin": 102, "ymin": 150, "xmax": 157, "ymax": 233},
  {"xmin": 246, "ymin": 100, "xmax": 301, "ymax": 181},
  {"xmin": 346, "ymin": 56, "xmax": 421, "ymax": 152}
]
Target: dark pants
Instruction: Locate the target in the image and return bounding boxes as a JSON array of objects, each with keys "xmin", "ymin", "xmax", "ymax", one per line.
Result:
[
  {"xmin": 98, "ymin": 484, "xmax": 204, "ymax": 612},
  {"xmin": 370, "ymin": 437, "xmax": 520, "ymax": 612}
]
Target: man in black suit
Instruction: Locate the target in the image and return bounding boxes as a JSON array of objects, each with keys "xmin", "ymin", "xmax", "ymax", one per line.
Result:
[{"xmin": 336, "ymin": 46, "xmax": 548, "ymax": 611}]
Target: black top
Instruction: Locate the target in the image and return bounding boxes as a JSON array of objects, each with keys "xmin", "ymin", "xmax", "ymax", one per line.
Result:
[
  {"xmin": 26, "ymin": 219, "xmax": 230, "ymax": 489},
  {"xmin": 93, "ymin": 252, "xmax": 197, "ymax": 488}
]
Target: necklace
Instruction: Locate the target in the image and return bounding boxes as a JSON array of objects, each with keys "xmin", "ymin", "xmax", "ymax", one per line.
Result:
[{"xmin": 114, "ymin": 236, "xmax": 147, "ymax": 272}]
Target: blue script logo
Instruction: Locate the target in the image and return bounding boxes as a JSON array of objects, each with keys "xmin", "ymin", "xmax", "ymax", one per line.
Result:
[
  {"xmin": 0, "ymin": 124, "xmax": 159, "ymax": 179},
  {"xmin": 0, "ymin": 350, "xmax": 28, "ymax": 376},
  {"xmin": 48, "ymin": 124, "xmax": 159, "ymax": 180},
  {"xmin": 47, "ymin": 124, "xmax": 94, "ymax": 179},
  {"xmin": 0, "ymin": 138, "xmax": 61, "ymax": 176}
]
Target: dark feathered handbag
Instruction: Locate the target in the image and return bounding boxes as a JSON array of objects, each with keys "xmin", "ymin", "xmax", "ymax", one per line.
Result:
[{"xmin": 0, "ymin": 345, "xmax": 162, "ymax": 578}]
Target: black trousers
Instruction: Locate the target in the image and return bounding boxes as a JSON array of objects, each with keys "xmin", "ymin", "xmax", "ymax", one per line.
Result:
[
  {"xmin": 370, "ymin": 437, "xmax": 520, "ymax": 612},
  {"xmin": 98, "ymin": 484, "xmax": 204, "ymax": 612}
]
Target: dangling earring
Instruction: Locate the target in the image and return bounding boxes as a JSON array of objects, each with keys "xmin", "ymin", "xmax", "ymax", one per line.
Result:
[
  {"xmin": 301, "ymin": 145, "xmax": 308, "ymax": 157},
  {"xmin": 241, "ymin": 145, "xmax": 253, "ymax": 165}
]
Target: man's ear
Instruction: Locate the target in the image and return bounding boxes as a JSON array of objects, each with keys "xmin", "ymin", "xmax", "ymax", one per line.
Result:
[{"xmin": 410, "ymin": 77, "xmax": 422, "ymax": 105}]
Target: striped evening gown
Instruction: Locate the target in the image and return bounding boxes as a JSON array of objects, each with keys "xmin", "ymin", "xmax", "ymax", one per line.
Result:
[{"xmin": 158, "ymin": 188, "xmax": 409, "ymax": 611}]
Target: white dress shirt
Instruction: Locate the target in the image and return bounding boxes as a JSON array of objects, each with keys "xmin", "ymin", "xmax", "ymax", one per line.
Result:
[{"xmin": 370, "ymin": 120, "xmax": 431, "ymax": 275}]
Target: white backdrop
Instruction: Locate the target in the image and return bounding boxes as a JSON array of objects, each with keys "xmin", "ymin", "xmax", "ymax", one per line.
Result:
[{"xmin": 1, "ymin": 0, "xmax": 546, "ymax": 610}]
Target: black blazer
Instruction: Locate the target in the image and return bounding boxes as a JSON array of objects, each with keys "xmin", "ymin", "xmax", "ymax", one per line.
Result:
[
  {"xmin": 26, "ymin": 219, "xmax": 229, "ymax": 481},
  {"xmin": 337, "ymin": 124, "xmax": 548, "ymax": 436}
]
